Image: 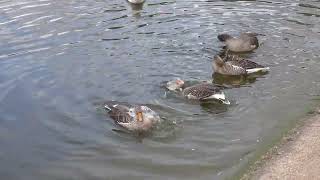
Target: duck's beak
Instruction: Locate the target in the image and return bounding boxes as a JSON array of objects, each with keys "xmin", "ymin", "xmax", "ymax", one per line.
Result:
[{"xmin": 136, "ymin": 112, "xmax": 143, "ymax": 122}]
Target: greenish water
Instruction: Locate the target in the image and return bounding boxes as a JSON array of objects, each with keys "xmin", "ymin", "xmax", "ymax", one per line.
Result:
[{"xmin": 0, "ymin": 0, "xmax": 320, "ymax": 179}]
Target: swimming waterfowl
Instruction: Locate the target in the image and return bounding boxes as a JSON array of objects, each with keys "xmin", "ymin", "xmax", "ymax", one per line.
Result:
[
  {"xmin": 104, "ymin": 101, "xmax": 160, "ymax": 132},
  {"xmin": 212, "ymin": 54, "xmax": 270, "ymax": 76},
  {"xmin": 128, "ymin": 0, "xmax": 145, "ymax": 4},
  {"xmin": 217, "ymin": 32, "xmax": 259, "ymax": 52},
  {"xmin": 166, "ymin": 79, "xmax": 230, "ymax": 104}
]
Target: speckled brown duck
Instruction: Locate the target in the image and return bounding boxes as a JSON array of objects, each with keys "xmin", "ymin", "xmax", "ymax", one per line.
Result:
[
  {"xmin": 166, "ymin": 79, "xmax": 230, "ymax": 104},
  {"xmin": 212, "ymin": 54, "xmax": 270, "ymax": 76}
]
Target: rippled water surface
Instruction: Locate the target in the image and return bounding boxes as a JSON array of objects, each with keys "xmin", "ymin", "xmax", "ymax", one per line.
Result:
[{"xmin": 1, "ymin": 0, "xmax": 320, "ymax": 179}]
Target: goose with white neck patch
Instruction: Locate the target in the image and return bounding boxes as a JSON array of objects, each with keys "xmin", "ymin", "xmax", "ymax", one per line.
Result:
[{"xmin": 166, "ymin": 79, "xmax": 230, "ymax": 105}]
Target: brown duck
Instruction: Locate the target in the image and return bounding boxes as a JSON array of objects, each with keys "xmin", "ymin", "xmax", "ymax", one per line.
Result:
[
  {"xmin": 104, "ymin": 101, "xmax": 160, "ymax": 132},
  {"xmin": 166, "ymin": 79, "xmax": 230, "ymax": 104},
  {"xmin": 217, "ymin": 32, "xmax": 260, "ymax": 52},
  {"xmin": 212, "ymin": 54, "xmax": 270, "ymax": 76}
]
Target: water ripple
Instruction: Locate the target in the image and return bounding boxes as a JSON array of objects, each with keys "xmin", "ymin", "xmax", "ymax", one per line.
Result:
[{"xmin": 0, "ymin": 0, "xmax": 320, "ymax": 180}]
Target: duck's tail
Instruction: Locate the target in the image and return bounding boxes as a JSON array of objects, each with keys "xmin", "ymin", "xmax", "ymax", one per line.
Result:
[
  {"xmin": 104, "ymin": 104, "xmax": 112, "ymax": 111},
  {"xmin": 104, "ymin": 100, "xmax": 122, "ymax": 112},
  {"xmin": 214, "ymin": 92, "xmax": 231, "ymax": 105},
  {"xmin": 246, "ymin": 67, "xmax": 270, "ymax": 74}
]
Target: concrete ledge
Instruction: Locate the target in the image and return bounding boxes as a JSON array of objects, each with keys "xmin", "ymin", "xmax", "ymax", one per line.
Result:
[{"xmin": 242, "ymin": 110, "xmax": 320, "ymax": 180}]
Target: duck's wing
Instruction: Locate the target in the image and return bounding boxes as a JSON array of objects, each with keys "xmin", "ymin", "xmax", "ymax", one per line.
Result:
[
  {"xmin": 236, "ymin": 59, "xmax": 264, "ymax": 69},
  {"xmin": 239, "ymin": 33, "xmax": 259, "ymax": 48},
  {"xmin": 183, "ymin": 84, "xmax": 222, "ymax": 100},
  {"xmin": 224, "ymin": 53, "xmax": 264, "ymax": 69},
  {"xmin": 104, "ymin": 101, "xmax": 134, "ymax": 124},
  {"xmin": 222, "ymin": 61, "xmax": 247, "ymax": 75},
  {"xmin": 224, "ymin": 54, "xmax": 244, "ymax": 62},
  {"xmin": 228, "ymin": 59, "xmax": 270, "ymax": 74}
]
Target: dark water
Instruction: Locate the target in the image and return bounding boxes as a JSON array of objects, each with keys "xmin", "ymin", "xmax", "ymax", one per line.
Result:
[{"xmin": 1, "ymin": 0, "xmax": 320, "ymax": 179}]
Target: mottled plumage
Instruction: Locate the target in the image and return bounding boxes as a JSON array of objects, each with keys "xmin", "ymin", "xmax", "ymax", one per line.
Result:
[
  {"xmin": 182, "ymin": 83, "xmax": 223, "ymax": 100},
  {"xmin": 166, "ymin": 80, "xmax": 230, "ymax": 104},
  {"xmin": 104, "ymin": 101, "xmax": 160, "ymax": 131},
  {"xmin": 212, "ymin": 55, "xmax": 269, "ymax": 76},
  {"xmin": 217, "ymin": 33, "xmax": 259, "ymax": 52},
  {"xmin": 224, "ymin": 54, "xmax": 264, "ymax": 69},
  {"xmin": 106, "ymin": 103, "xmax": 134, "ymax": 123}
]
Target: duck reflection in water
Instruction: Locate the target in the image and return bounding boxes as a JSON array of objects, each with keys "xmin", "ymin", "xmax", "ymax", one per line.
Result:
[
  {"xmin": 212, "ymin": 73, "xmax": 257, "ymax": 87},
  {"xmin": 199, "ymin": 101, "xmax": 229, "ymax": 114},
  {"xmin": 127, "ymin": 0, "xmax": 144, "ymax": 17}
]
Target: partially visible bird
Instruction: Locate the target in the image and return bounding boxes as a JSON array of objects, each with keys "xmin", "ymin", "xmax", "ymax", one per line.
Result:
[
  {"xmin": 128, "ymin": 0, "xmax": 145, "ymax": 4},
  {"xmin": 212, "ymin": 54, "xmax": 270, "ymax": 76},
  {"xmin": 217, "ymin": 32, "xmax": 260, "ymax": 52},
  {"xmin": 104, "ymin": 101, "xmax": 160, "ymax": 132},
  {"xmin": 166, "ymin": 79, "xmax": 230, "ymax": 104}
]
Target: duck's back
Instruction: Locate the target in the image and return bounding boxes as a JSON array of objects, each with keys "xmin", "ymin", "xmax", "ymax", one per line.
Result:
[
  {"xmin": 230, "ymin": 59, "xmax": 264, "ymax": 69},
  {"xmin": 214, "ymin": 60, "xmax": 247, "ymax": 75},
  {"xmin": 105, "ymin": 102, "xmax": 134, "ymax": 123},
  {"xmin": 226, "ymin": 35, "xmax": 259, "ymax": 52},
  {"xmin": 182, "ymin": 83, "xmax": 222, "ymax": 100},
  {"xmin": 224, "ymin": 54, "xmax": 264, "ymax": 69}
]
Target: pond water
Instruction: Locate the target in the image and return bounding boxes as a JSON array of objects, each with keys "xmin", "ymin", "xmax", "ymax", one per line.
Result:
[{"xmin": 0, "ymin": 0, "xmax": 320, "ymax": 179}]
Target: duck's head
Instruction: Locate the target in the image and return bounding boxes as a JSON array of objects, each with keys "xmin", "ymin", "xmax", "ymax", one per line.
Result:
[
  {"xmin": 166, "ymin": 78, "xmax": 185, "ymax": 91},
  {"xmin": 217, "ymin": 34, "xmax": 233, "ymax": 42},
  {"xmin": 135, "ymin": 106, "xmax": 160, "ymax": 131}
]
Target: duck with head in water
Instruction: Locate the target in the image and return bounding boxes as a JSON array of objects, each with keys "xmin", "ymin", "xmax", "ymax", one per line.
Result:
[
  {"xmin": 217, "ymin": 32, "xmax": 260, "ymax": 53},
  {"xmin": 212, "ymin": 53, "xmax": 269, "ymax": 76},
  {"xmin": 104, "ymin": 101, "xmax": 160, "ymax": 132},
  {"xmin": 166, "ymin": 79, "xmax": 230, "ymax": 104}
]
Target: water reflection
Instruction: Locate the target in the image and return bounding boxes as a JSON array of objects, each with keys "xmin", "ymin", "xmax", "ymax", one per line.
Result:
[
  {"xmin": 200, "ymin": 101, "xmax": 229, "ymax": 114},
  {"xmin": 299, "ymin": 3, "xmax": 320, "ymax": 10},
  {"xmin": 212, "ymin": 73, "xmax": 257, "ymax": 87},
  {"xmin": 127, "ymin": 1, "xmax": 144, "ymax": 17},
  {"xmin": 1, "ymin": 0, "xmax": 320, "ymax": 180}
]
